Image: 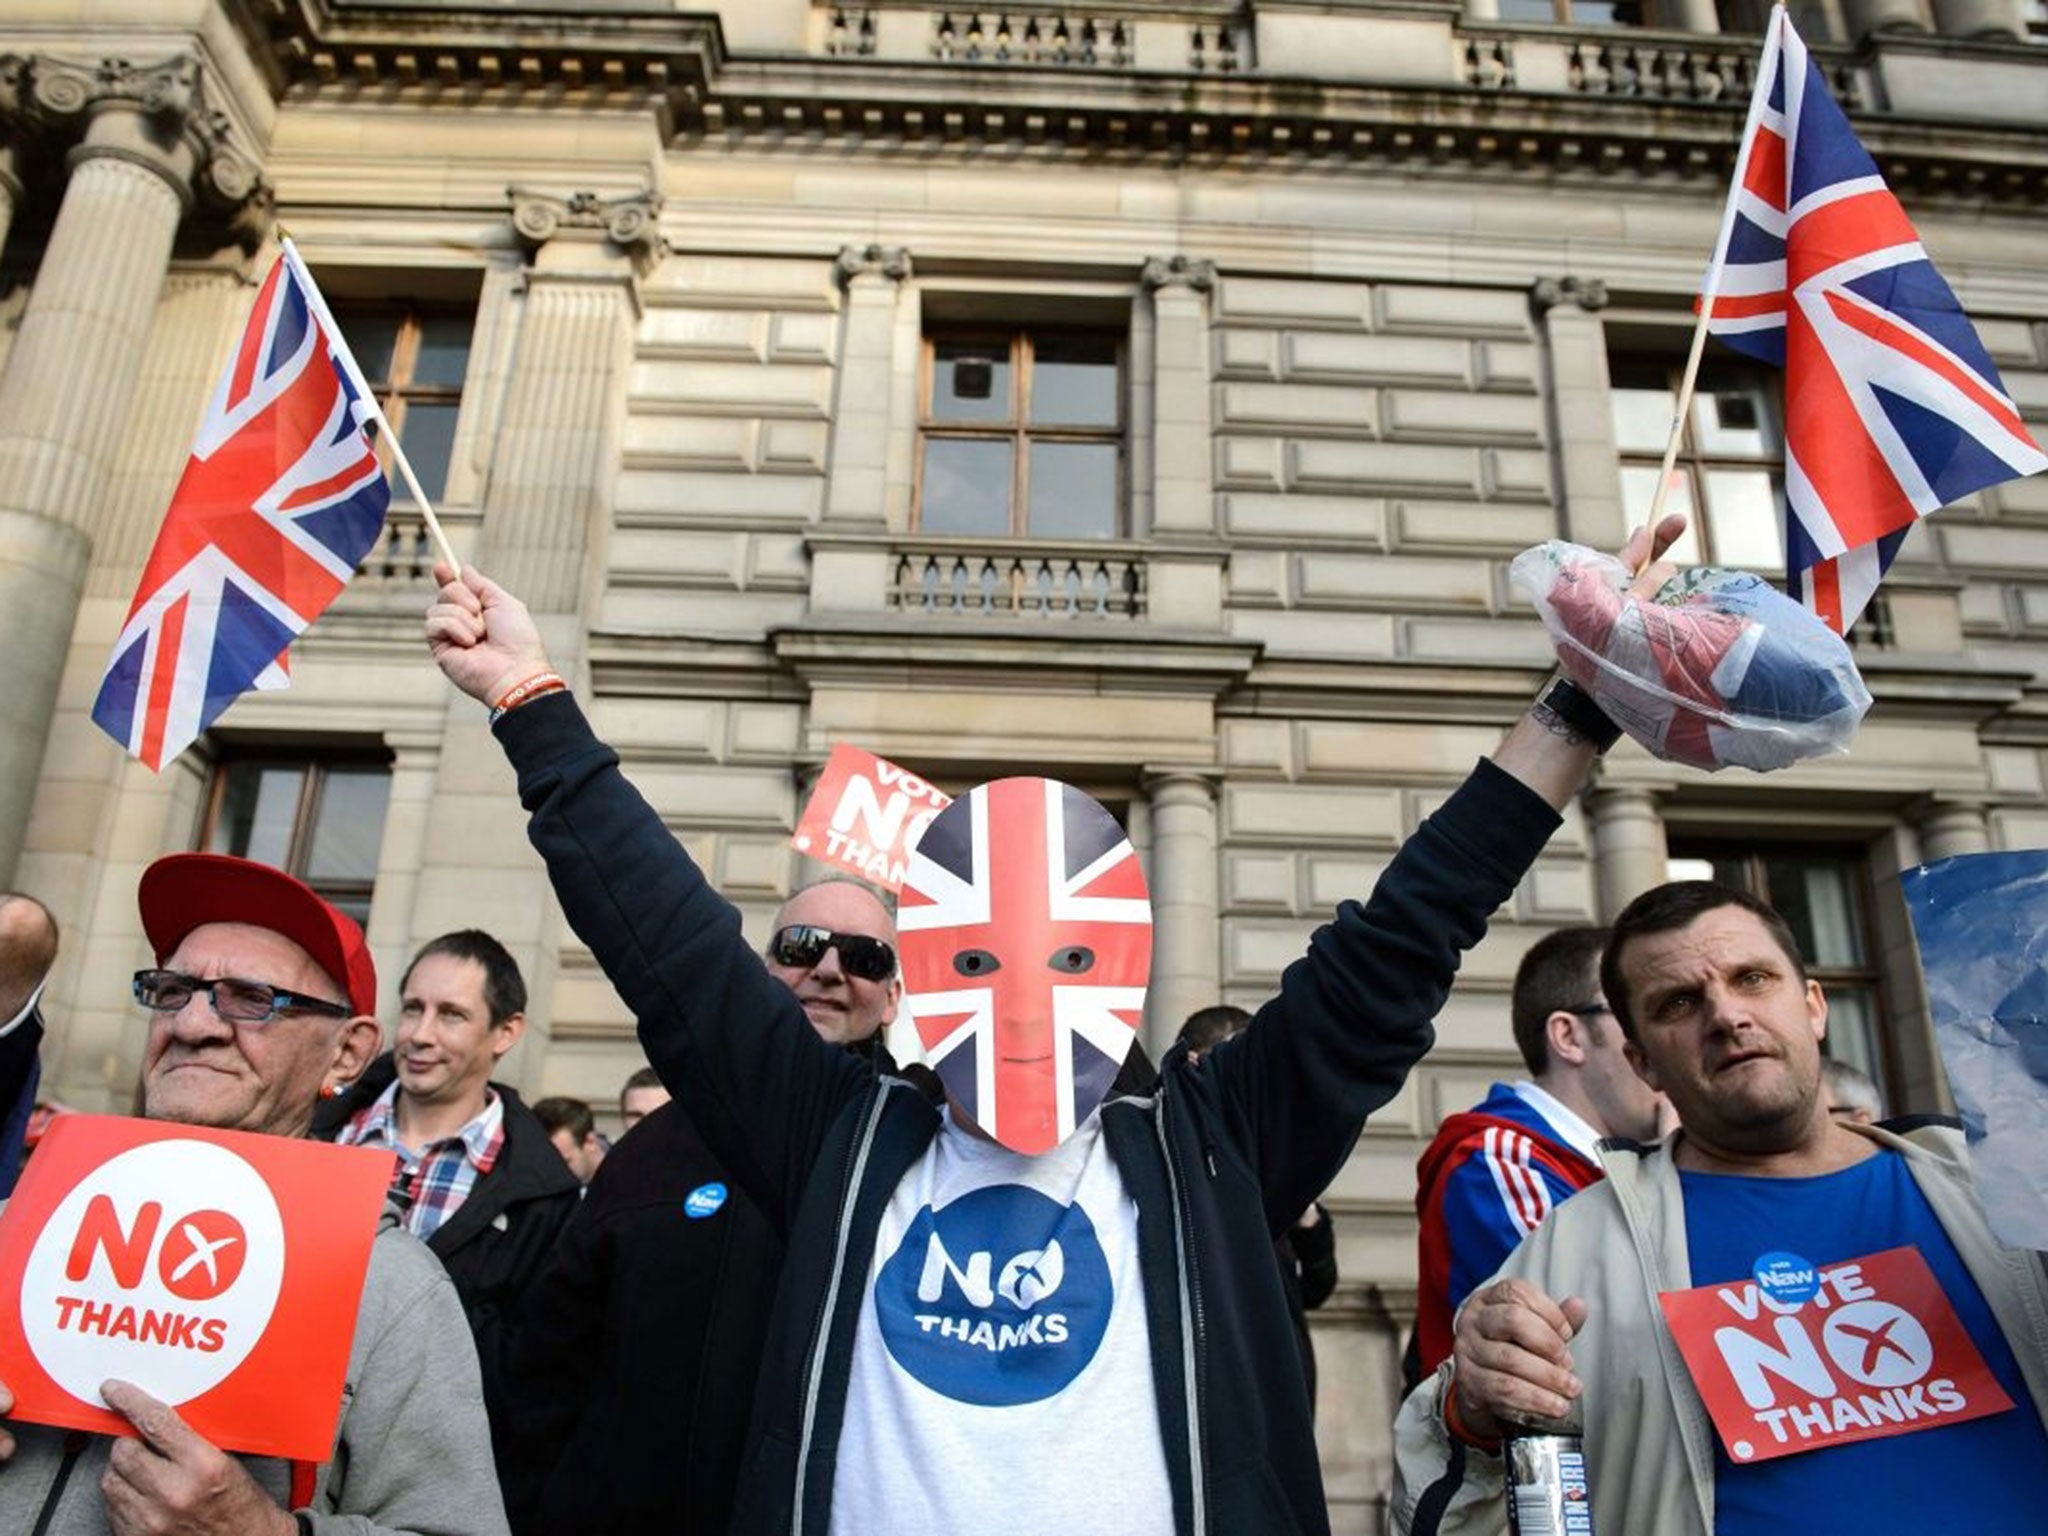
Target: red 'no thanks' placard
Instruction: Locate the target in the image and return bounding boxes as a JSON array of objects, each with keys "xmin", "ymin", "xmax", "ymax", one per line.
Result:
[{"xmin": 0, "ymin": 1115, "xmax": 393, "ymax": 1461}]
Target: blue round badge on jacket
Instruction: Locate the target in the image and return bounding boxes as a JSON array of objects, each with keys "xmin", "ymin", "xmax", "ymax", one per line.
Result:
[
  {"xmin": 874, "ymin": 1183, "xmax": 1112, "ymax": 1407},
  {"xmin": 684, "ymin": 1182, "xmax": 728, "ymax": 1220},
  {"xmin": 1753, "ymin": 1250, "xmax": 1820, "ymax": 1308}
]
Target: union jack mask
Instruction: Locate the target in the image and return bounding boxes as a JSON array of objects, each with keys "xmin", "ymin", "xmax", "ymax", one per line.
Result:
[{"xmin": 899, "ymin": 778, "xmax": 1151, "ymax": 1154}]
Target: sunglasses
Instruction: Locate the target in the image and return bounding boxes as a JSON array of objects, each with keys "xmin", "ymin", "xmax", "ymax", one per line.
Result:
[
  {"xmin": 134, "ymin": 968, "xmax": 353, "ymax": 1026},
  {"xmin": 768, "ymin": 925, "xmax": 897, "ymax": 982}
]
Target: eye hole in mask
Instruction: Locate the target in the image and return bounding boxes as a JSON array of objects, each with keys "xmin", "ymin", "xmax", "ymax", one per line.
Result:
[
  {"xmin": 954, "ymin": 949, "xmax": 1002, "ymax": 977},
  {"xmin": 1048, "ymin": 946, "xmax": 1095, "ymax": 974}
]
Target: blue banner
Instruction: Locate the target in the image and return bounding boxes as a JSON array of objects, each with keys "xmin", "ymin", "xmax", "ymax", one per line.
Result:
[{"xmin": 1900, "ymin": 850, "xmax": 2048, "ymax": 1252}]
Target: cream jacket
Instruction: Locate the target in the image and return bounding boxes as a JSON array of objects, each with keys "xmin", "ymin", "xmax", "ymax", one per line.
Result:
[{"xmin": 1389, "ymin": 1121, "xmax": 2048, "ymax": 1536}]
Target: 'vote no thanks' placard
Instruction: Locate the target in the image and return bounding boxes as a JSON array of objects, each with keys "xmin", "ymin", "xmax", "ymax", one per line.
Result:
[{"xmin": 0, "ymin": 1114, "xmax": 393, "ymax": 1461}]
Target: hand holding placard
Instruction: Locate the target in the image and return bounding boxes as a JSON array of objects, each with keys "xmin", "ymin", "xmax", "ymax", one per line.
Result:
[
  {"xmin": 0, "ymin": 1115, "xmax": 391, "ymax": 1462},
  {"xmin": 99, "ymin": 1379, "xmax": 297, "ymax": 1536}
]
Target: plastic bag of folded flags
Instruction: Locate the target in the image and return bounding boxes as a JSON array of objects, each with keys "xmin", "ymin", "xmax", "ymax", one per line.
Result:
[{"xmin": 1508, "ymin": 541, "xmax": 1873, "ymax": 773}]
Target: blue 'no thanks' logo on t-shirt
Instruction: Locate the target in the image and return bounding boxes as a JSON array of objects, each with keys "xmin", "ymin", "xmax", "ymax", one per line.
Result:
[{"xmin": 875, "ymin": 1184, "xmax": 1112, "ymax": 1406}]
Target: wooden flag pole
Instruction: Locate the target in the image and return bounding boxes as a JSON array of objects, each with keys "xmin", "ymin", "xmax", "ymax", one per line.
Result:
[
  {"xmin": 279, "ymin": 237, "xmax": 463, "ymax": 576},
  {"xmin": 1642, "ymin": 6, "xmax": 1787, "ymax": 571}
]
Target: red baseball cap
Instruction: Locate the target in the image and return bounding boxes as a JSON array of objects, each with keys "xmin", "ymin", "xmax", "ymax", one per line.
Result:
[{"xmin": 137, "ymin": 853, "xmax": 378, "ymax": 1016}]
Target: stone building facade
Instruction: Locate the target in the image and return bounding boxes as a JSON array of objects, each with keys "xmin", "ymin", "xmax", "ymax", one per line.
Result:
[{"xmin": 1, "ymin": 0, "xmax": 2043, "ymax": 1525}]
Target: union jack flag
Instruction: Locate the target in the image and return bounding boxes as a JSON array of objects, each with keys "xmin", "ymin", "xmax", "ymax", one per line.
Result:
[
  {"xmin": 1703, "ymin": 9, "xmax": 2045, "ymax": 634},
  {"xmin": 899, "ymin": 778, "xmax": 1152, "ymax": 1155},
  {"xmin": 93, "ymin": 247, "xmax": 390, "ymax": 770}
]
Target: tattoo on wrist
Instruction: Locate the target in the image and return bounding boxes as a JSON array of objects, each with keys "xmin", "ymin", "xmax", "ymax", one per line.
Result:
[{"xmin": 1530, "ymin": 699, "xmax": 1591, "ymax": 746}]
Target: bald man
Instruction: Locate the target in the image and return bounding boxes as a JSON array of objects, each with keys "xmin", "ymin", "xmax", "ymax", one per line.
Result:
[{"xmin": 500, "ymin": 878, "xmax": 898, "ymax": 1536}]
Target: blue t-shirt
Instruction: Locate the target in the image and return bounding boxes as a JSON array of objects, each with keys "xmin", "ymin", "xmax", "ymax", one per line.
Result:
[{"xmin": 1680, "ymin": 1149, "xmax": 2048, "ymax": 1535}]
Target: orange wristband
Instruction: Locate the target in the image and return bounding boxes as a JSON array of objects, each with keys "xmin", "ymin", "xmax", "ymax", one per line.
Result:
[
  {"xmin": 488, "ymin": 671, "xmax": 567, "ymax": 720},
  {"xmin": 1443, "ymin": 1381, "xmax": 1504, "ymax": 1454}
]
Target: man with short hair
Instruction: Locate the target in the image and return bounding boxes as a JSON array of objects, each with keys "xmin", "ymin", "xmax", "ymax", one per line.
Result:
[
  {"xmin": 501, "ymin": 879, "xmax": 898, "ymax": 1536},
  {"xmin": 618, "ymin": 1065, "xmax": 668, "ymax": 1131},
  {"xmin": 329, "ymin": 930, "xmax": 578, "ymax": 1444},
  {"xmin": 0, "ymin": 853, "xmax": 508, "ymax": 1535},
  {"xmin": 533, "ymin": 1095, "xmax": 605, "ymax": 1185},
  {"xmin": 1392, "ymin": 881, "xmax": 2048, "ymax": 1535},
  {"xmin": 1822, "ymin": 1055, "xmax": 1884, "ymax": 1124},
  {"xmin": 0, "ymin": 892, "xmax": 59, "ymax": 1194},
  {"xmin": 1408, "ymin": 925, "xmax": 1668, "ymax": 1380}
]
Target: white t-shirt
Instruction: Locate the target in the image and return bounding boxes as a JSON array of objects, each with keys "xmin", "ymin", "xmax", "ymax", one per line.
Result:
[{"xmin": 829, "ymin": 1105, "xmax": 1175, "ymax": 1535}]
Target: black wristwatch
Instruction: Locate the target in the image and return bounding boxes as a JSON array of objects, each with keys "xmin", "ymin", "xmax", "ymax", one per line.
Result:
[{"xmin": 1539, "ymin": 678, "xmax": 1622, "ymax": 754}]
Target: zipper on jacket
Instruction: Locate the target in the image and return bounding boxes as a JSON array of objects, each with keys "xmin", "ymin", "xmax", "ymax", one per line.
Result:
[
  {"xmin": 29, "ymin": 1436, "xmax": 85, "ymax": 1536},
  {"xmin": 1156, "ymin": 1095, "xmax": 1207, "ymax": 1536},
  {"xmin": 792, "ymin": 1084, "xmax": 891, "ymax": 1536}
]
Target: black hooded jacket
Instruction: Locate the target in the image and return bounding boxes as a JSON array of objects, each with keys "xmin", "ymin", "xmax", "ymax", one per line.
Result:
[
  {"xmin": 495, "ymin": 692, "xmax": 1559, "ymax": 1536},
  {"xmin": 498, "ymin": 1099, "xmax": 785, "ymax": 1536}
]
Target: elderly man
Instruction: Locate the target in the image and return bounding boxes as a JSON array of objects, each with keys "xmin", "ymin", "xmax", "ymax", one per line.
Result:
[
  {"xmin": 501, "ymin": 877, "xmax": 899, "ymax": 1536},
  {"xmin": 0, "ymin": 853, "xmax": 508, "ymax": 1536},
  {"xmin": 1392, "ymin": 881, "xmax": 2048, "ymax": 1536}
]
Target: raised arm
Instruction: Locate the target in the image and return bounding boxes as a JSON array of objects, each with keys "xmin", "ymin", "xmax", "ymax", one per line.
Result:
[
  {"xmin": 425, "ymin": 564, "xmax": 864, "ymax": 1230},
  {"xmin": 1198, "ymin": 516, "xmax": 1685, "ymax": 1232}
]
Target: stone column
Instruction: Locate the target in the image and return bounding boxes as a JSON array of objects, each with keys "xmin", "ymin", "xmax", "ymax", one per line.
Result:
[
  {"xmin": 1588, "ymin": 784, "xmax": 1666, "ymax": 920},
  {"xmin": 1913, "ymin": 798, "xmax": 1991, "ymax": 862},
  {"xmin": 827, "ymin": 243, "xmax": 912, "ymax": 531},
  {"xmin": 487, "ymin": 187, "xmax": 661, "ymax": 606},
  {"xmin": 0, "ymin": 54, "xmax": 264, "ymax": 886},
  {"xmin": 1142, "ymin": 256, "xmax": 1226, "ymax": 630},
  {"xmin": 404, "ymin": 188, "xmax": 661, "ymax": 1094},
  {"xmin": 1532, "ymin": 276, "xmax": 1626, "ymax": 556},
  {"xmin": 1143, "ymin": 771, "xmax": 1221, "ymax": 1057},
  {"xmin": 811, "ymin": 244, "xmax": 913, "ymax": 615}
]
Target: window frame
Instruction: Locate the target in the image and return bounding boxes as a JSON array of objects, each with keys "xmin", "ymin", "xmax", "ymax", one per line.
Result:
[
  {"xmin": 914, "ymin": 326, "xmax": 1129, "ymax": 540},
  {"xmin": 198, "ymin": 749, "xmax": 396, "ymax": 926},
  {"xmin": 330, "ymin": 300, "xmax": 470, "ymax": 506},
  {"xmin": 1611, "ymin": 354, "xmax": 1788, "ymax": 573}
]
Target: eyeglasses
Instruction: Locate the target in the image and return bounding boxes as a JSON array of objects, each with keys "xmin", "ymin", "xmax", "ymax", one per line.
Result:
[
  {"xmin": 767, "ymin": 926, "xmax": 897, "ymax": 982},
  {"xmin": 133, "ymin": 968, "xmax": 353, "ymax": 1026},
  {"xmin": 1566, "ymin": 1002, "xmax": 1612, "ymax": 1020}
]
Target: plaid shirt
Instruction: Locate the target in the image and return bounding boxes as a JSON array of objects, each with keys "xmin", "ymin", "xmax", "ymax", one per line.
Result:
[{"xmin": 337, "ymin": 1080, "xmax": 505, "ymax": 1242}]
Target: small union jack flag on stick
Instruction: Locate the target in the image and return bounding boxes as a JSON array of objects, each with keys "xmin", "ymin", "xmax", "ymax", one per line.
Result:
[
  {"xmin": 93, "ymin": 241, "xmax": 459, "ymax": 770},
  {"xmin": 1652, "ymin": 6, "xmax": 2046, "ymax": 636}
]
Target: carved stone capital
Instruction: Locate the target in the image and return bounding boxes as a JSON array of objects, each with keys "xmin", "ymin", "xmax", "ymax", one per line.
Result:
[
  {"xmin": 1142, "ymin": 255, "xmax": 1218, "ymax": 294},
  {"xmin": 509, "ymin": 186, "xmax": 665, "ymax": 263},
  {"xmin": 24, "ymin": 54, "xmax": 268, "ymax": 236},
  {"xmin": 28, "ymin": 54, "xmax": 203, "ymax": 126},
  {"xmin": 1531, "ymin": 275, "xmax": 1610, "ymax": 315},
  {"xmin": 834, "ymin": 243, "xmax": 912, "ymax": 287}
]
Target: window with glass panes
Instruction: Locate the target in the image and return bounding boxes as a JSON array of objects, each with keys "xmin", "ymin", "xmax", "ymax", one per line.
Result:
[
  {"xmin": 201, "ymin": 754, "xmax": 394, "ymax": 927},
  {"xmin": 331, "ymin": 303, "xmax": 471, "ymax": 504},
  {"xmin": 917, "ymin": 330, "xmax": 1124, "ymax": 539},
  {"xmin": 1611, "ymin": 358, "xmax": 1785, "ymax": 572},
  {"xmin": 1665, "ymin": 845, "xmax": 1893, "ymax": 1098}
]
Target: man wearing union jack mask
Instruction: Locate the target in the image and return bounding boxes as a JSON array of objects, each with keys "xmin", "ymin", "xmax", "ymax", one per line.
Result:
[{"xmin": 426, "ymin": 515, "xmax": 1688, "ymax": 1536}]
